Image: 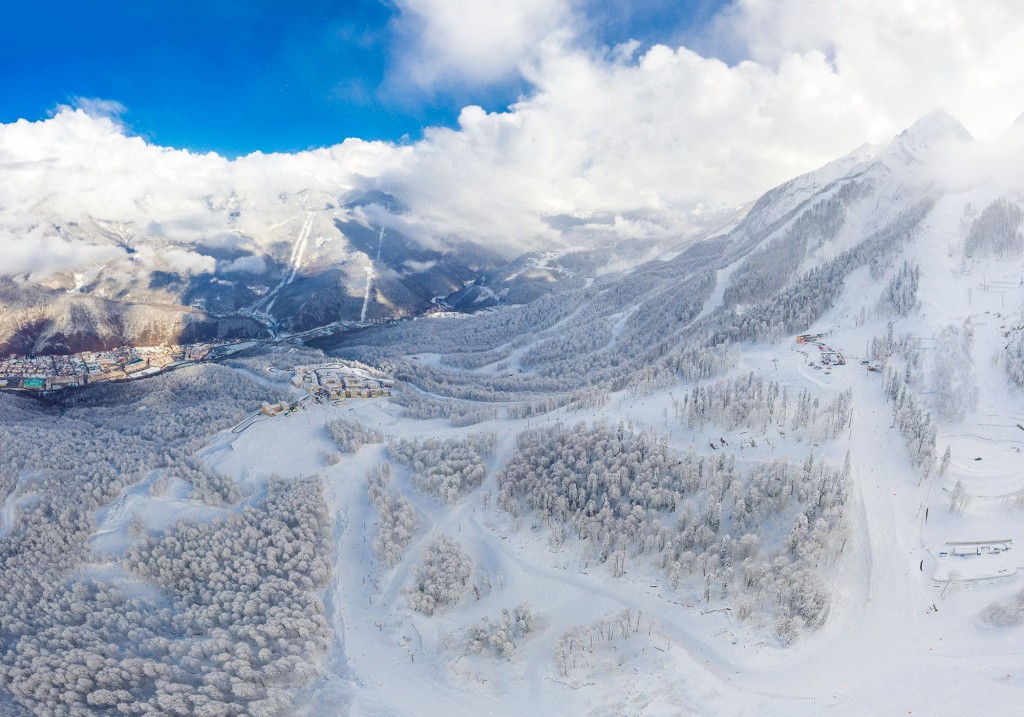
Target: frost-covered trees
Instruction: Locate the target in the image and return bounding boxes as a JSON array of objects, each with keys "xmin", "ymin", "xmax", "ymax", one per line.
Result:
[
  {"xmin": 465, "ymin": 605, "xmax": 535, "ymax": 660},
  {"xmin": 0, "ymin": 364, "xmax": 330, "ymax": 716},
  {"xmin": 340, "ymin": 288, "xmax": 590, "ymax": 359},
  {"xmin": 226, "ymin": 346, "xmax": 331, "ymax": 383},
  {"xmin": 878, "ymin": 260, "xmax": 920, "ymax": 316},
  {"xmin": 367, "ymin": 464, "xmax": 417, "ymax": 567},
  {"xmin": 326, "ymin": 418, "xmax": 384, "ymax": 452},
  {"xmin": 1005, "ymin": 322, "xmax": 1024, "ymax": 387},
  {"xmin": 723, "ymin": 185, "xmax": 859, "ymax": 308},
  {"xmin": 440, "ymin": 348, "xmax": 512, "ymax": 369},
  {"xmin": 665, "ymin": 343, "xmax": 736, "ymax": 383},
  {"xmin": 981, "ymin": 589, "xmax": 1024, "ymax": 626},
  {"xmin": 675, "ymin": 372, "xmax": 852, "ymax": 441},
  {"xmin": 389, "ymin": 384, "xmax": 501, "ymax": 425},
  {"xmin": 520, "ymin": 317, "xmax": 613, "ymax": 370},
  {"xmin": 405, "ymin": 536, "xmax": 473, "ymax": 615},
  {"xmin": 553, "ymin": 609, "xmax": 667, "ymax": 684},
  {"xmin": 724, "ymin": 199, "xmax": 932, "ymax": 343},
  {"xmin": 869, "ymin": 322, "xmax": 922, "ymax": 370},
  {"xmin": 3, "ymin": 473, "xmax": 329, "ymax": 716},
  {"xmin": 949, "ymin": 479, "xmax": 970, "ymax": 517},
  {"xmin": 495, "ymin": 422, "xmax": 848, "ymax": 643},
  {"xmin": 928, "ymin": 322, "xmax": 978, "ymax": 421},
  {"xmin": 964, "ymin": 198, "xmax": 1023, "ymax": 259},
  {"xmin": 389, "ymin": 433, "xmax": 496, "ymax": 503},
  {"xmin": 880, "ymin": 361, "xmax": 938, "ymax": 474}
]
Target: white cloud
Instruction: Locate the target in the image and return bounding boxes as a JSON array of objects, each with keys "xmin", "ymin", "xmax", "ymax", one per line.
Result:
[
  {"xmin": 0, "ymin": 225, "xmax": 125, "ymax": 278},
  {"xmin": 402, "ymin": 259, "xmax": 438, "ymax": 274},
  {"xmin": 373, "ymin": 0, "xmax": 1024, "ymax": 249},
  {"xmin": 221, "ymin": 255, "xmax": 267, "ymax": 274},
  {"xmin": 156, "ymin": 247, "xmax": 217, "ymax": 275},
  {"xmin": 0, "ymin": 109, "xmax": 409, "ymax": 260},
  {"xmin": 388, "ymin": 0, "xmax": 575, "ymax": 91},
  {"xmin": 716, "ymin": 0, "xmax": 1024, "ymax": 139},
  {"xmin": 61, "ymin": 97, "xmax": 128, "ymax": 121},
  {"xmin": 4, "ymin": 1, "xmax": 1024, "ymax": 269}
]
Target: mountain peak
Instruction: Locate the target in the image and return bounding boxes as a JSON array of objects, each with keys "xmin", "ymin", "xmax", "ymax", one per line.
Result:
[
  {"xmin": 903, "ymin": 109, "xmax": 971, "ymax": 139},
  {"xmin": 887, "ymin": 110, "xmax": 972, "ymax": 164}
]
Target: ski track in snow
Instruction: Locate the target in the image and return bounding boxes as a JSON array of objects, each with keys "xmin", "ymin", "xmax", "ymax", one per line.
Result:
[
  {"xmin": 360, "ymin": 226, "xmax": 385, "ymax": 323},
  {"xmin": 286, "ymin": 211, "xmax": 316, "ymax": 286},
  {"xmin": 0, "ymin": 489, "xmax": 21, "ymax": 539},
  {"xmin": 264, "ymin": 210, "xmax": 315, "ymax": 315}
]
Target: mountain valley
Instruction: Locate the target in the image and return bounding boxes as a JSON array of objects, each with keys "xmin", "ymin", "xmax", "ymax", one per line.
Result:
[{"xmin": 2, "ymin": 110, "xmax": 1024, "ymax": 716}]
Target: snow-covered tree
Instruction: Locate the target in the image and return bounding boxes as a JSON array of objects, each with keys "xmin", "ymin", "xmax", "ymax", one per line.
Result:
[
  {"xmin": 389, "ymin": 433, "xmax": 495, "ymax": 503},
  {"xmin": 326, "ymin": 418, "xmax": 384, "ymax": 452},
  {"xmin": 928, "ymin": 322, "xmax": 978, "ymax": 421},
  {"xmin": 405, "ymin": 535, "xmax": 473, "ymax": 616},
  {"xmin": 367, "ymin": 464, "xmax": 418, "ymax": 567}
]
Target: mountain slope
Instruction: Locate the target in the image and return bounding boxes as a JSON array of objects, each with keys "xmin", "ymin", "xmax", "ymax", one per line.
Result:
[
  {"xmin": 295, "ymin": 110, "xmax": 1024, "ymax": 715},
  {"xmin": 4, "ymin": 111, "xmax": 1024, "ymax": 717}
]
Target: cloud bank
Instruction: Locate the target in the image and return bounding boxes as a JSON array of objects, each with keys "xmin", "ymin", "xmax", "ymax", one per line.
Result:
[{"xmin": 3, "ymin": 0, "xmax": 1024, "ymax": 276}]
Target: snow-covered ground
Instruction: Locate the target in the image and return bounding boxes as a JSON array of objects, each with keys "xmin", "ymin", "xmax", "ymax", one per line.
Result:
[
  {"xmin": 182, "ymin": 288, "xmax": 1024, "ymax": 716},
  {"xmin": 89, "ymin": 470, "xmax": 230, "ymax": 555},
  {"xmin": 66, "ymin": 116, "xmax": 1024, "ymax": 716}
]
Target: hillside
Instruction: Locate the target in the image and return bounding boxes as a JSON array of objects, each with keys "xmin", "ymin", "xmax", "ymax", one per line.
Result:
[{"xmin": 2, "ymin": 111, "xmax": 1024, "ymax": 716}]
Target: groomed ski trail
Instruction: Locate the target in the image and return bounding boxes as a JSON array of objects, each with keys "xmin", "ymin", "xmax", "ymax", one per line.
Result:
[
  {"xmin": 264, "ymin": 210, "xmax": 315, "ymax": 315},
  {"xmin": 360, "ymin": 226, "xmax": 385, "ymax": 323}
]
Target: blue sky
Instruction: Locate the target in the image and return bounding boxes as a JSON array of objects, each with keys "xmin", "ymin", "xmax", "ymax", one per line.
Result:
[{"xmin": 1, "ymin": 0, "xmax": 729, "ymax": 156}]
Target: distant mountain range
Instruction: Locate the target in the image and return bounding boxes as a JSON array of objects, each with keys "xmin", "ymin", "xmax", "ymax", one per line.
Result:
[{"xmin": 4, "ymin": 109, "xmax": 1022, "ymax": 357}]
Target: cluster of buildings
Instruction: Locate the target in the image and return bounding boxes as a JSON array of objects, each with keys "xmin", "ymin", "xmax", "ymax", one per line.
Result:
[
  {"xmin": 796, "ymin": 333, "xmax": 847, "ymax": 367},
  {"xmin": 259, "ymin": 401, "xmax": 300, "ymax": 417},
  {"xmin": 291, "ymin": 363, "xmax": 394, "ymax": 402},
  {"xmin": 255, "ymin": 364, "xmax": 394, "ymax": 420},
  {"xmin": 0, "ymin": 342, "xmax": 228, "ymax": 391}
]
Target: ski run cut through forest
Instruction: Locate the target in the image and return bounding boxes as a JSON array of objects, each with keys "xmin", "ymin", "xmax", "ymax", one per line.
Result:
[{"xmin": 4, "ymin": 111, "xmax": 1024, "ymax": 717}]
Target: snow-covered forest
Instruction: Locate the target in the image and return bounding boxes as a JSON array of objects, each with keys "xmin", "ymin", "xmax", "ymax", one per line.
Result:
[
  {"xmin": 495, "ymin": 422, "xmax": 848, "ymax": 643},
  {"xmin": 327, "ymin": 418, "xmax": 384, "ymax": 453},
  {"xmin": 389, "ymin": 433, "xmax": 496, "ymax": 503},
  {"xmin": 0, "ymin": 367, "xmax": 332, "ymax": 716},
  {"xmin": 674, "ymin": 372, "xmax": 852, "ymax": 441},
  {"xmin": 367, "ymin": 463, "xmax": 417, "ymax": 567}
]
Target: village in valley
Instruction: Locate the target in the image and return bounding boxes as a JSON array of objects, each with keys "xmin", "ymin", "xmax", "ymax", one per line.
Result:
[{"xmin": 0, "ymin": 340, "xmax": 253, "ymax": 391}]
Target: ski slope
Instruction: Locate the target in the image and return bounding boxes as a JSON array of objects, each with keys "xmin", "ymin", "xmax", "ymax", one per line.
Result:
[
  {"xmin": 126, "ymin": 114, "xmax": 1024, "ymax": 716},
  {"xmin": 360, "ymin": 226, "xmax": 385, "ymax": 323},
  {"xmin": 192, "ymin": 310, "xmax": 1024, "ymax": 717},
  {"xmin": 263, "ymin": 210, "xmax": 316, "ymax": 315}
]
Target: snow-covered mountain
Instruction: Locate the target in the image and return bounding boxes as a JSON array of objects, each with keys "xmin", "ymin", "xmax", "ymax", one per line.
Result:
[
  {"xmin": 0, "ymin": 169, "xmax": 677, "ymax": 354},
  {"xmin": 0, "ymin": 111, "xmax": 710, "ymax": 355},
  {"xmin": 3, "ymin": 110, "xmax": 1024, "ymax": 717},
  {"xmin": 0, "ymin": 184, "xmax": 512, "ymax": 353},
  {"xmin": 301, "ymin": 108, "xmax": 1024, "ymax": 714}
]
